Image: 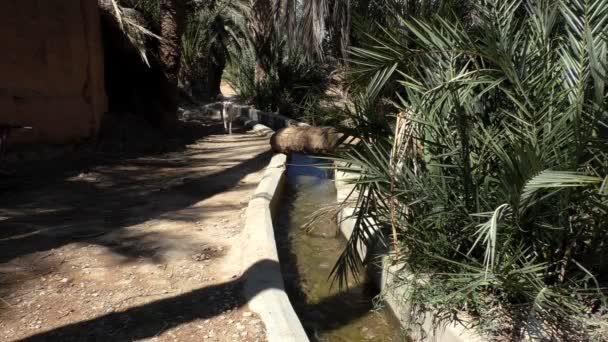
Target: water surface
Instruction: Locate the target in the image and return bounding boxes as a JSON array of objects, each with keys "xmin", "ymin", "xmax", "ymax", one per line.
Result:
[{"xmin": 275, "ymin": 153, "xmax": 404, "ymax": 342}]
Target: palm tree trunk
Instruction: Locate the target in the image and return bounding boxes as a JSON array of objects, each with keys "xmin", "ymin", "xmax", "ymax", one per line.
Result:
[
  {"xmin": 254, "ymin": 62, "xmax": 268, "ymax": 85},
  {"xmin": 250, "ymin": 0, "xmax": 273, "ymax": 85},
  {"xmin": 207, "ymin": 15, "xmax": 227, "ymax": 98},
  {"xmin": 158, "ymin": 0, "xmax": 185, "ymax": 129}
]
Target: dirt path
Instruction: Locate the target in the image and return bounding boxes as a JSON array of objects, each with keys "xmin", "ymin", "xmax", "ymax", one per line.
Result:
[
  {"xmin": 0, "ymin": 107, "xmax": 271, "ymax": 341},
  {"xmin": 220, "ymin": 81, "xmax": 237, "ymax": 98}
]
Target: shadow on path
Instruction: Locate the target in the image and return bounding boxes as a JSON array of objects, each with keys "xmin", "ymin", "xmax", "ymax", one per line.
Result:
[
  {"xmin": 0, "ymin": 149, "xmax": 272, "ymax": 264},
  {"xmin": 17, "ymin": 260, "xmax": 273, "ymax": 342},
  {"xmin": 17, "ymin": 259, "xmax": 374, "ymax": 341}
]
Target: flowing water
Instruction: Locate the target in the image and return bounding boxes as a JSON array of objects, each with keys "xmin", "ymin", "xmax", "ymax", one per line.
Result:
[{"xmin": 275, "ymin": 153, "xmax": 405, "ymax": 342}]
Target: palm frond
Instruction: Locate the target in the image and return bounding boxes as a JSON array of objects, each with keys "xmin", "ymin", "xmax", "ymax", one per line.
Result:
[{"xmin": 332, "ymin": 0, "xmax": 608, "ymax": 338}]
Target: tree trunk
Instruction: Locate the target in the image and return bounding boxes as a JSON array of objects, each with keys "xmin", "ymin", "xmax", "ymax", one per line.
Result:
[
  {"xmin": 254, "ymin": 62, "xmax": 267, "ymax": 85},
  {"xmin": 250, "ymin": 0, "xmax": 273, "ymax": 86},
  {"xmin": 207, "ymin": 59, "xmax": 225, "ymax": 99},
  {"xmin": 207, "ymin": 15, "xmax": 227, "ymax": 99},
  {"xmin": 158, "ymin": 0, "xmax": 185, "ymax": 130}
]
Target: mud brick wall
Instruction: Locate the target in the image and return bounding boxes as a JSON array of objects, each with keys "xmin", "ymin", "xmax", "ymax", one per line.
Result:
[{"xmin": 0, "ymin": 0, "xmax": 107, "ymax": 146}]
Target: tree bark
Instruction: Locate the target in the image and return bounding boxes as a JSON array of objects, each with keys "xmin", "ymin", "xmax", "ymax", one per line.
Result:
[
  {"xmin": 207, "ymin": 15, "xmax": 227, "ymax": 99},
  {"xmin": 158, "ymin": 0, "xmax": 186, "ymax": 130},
  {"xmin": 250, "ymin": 0, "xmax": 274, "ymax": 85}
]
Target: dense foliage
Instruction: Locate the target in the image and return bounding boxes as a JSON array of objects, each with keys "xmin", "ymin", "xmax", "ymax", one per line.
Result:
[
  {"xmin": 178, "ymin": 0, "xmax": 249, "ymax": 97},
  {"xmin": 223, "ymin": 0, "xmax": 349, "ymax": 121},
  {"xmin": 224, "ymin": 43, "xmax": 333, "ymax": 116},
  {"xmin": 336, "ymin": 0, "xmax": 608, "ymax": 339},
  {"xmin": 104, "ymin": 1, "xmax": 608, "ymax": 337}
]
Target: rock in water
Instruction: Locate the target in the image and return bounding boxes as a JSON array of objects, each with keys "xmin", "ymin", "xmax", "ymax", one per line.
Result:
[{"xmin": 270, "ymin": 126, "xmax": 339, "ymax": 154}]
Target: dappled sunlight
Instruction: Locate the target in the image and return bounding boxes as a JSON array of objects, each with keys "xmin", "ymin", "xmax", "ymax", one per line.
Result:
[
  {"xmin": 0, "ymin": 156, "xmax": 270, "ymax": 262},
  {"xmin": 0, "ymin": 117, "xmax": 274, "ymax": 339},
  {"xmin": 12, "ymin": 259, "xmax": 384, "ymax": 341}
]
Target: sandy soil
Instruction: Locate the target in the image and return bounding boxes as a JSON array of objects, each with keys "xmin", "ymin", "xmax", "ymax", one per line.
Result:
[
  {"xmin": 0, "ymin": 106, "xmax": 271, "ymax": 341},
  {"xmin": 219, "ymin": 81, "xmax": 238, "ymax": 98}
]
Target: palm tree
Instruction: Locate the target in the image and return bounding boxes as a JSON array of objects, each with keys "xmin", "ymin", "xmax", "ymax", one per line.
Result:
[
  {"xmin": 101, "ymin": 0, "xmax": 187, "ymax": 127},
  {"xmin": 207, "ymin": 13, "xmax": 228, "ymax": 97},
  {"xmin": 158, "ymin": 0, "xmax": 186, "ymax": 128},
  {"xmin": 334, "ymin": 0, "xmax": 608, "ymax": 339},
  {"xmin": 246, "ymin": 0, "xmax": 351, "ymax": 84},
  {"xmin": 249, "ymin": 0, "xmax": 276, "ymax": 84}
]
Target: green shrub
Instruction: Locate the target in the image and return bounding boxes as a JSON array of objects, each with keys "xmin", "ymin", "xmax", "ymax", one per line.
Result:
[
  {"xmin": 224, "ymin": 46, "xmax": 257, "ymax": 102},
  {"xmin": 178, "ymin": 0, "xmax": 248, "ymax": 98},
  {"xmin": 338, "ymin": 0, "xmax": 608, "ymax": 339},
  {"xmin": 225, "ymin": 43, "xmax": 333, "ymax": 119},
  {"xmin": 179, "ymin": 9, "xmax": 213, "ymax": 96}
]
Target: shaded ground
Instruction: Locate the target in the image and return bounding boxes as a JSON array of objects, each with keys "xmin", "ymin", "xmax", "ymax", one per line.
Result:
[{"xmin": 0, "ymin": 105, "xmax": 270, "ymax": 341}]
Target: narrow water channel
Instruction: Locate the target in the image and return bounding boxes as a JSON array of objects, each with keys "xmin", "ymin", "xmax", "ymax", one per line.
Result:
[{"xmin": 275, "ymin": 153, "xmax": 404, "ymax": 342}]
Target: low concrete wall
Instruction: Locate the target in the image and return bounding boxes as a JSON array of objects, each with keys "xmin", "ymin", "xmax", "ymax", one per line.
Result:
[
  {"xmin": 335, "ymin": 169, "xmax": 482, "ymax": 342},
  {"xmin": 204, "ymin": 101, "xmax": 309, "ymax": 131},
  {"xmin": 223, "ymin": 99, "xmax": 482, "ymax": 340},
  {"xmin": 241, "ymin": 128, "xmax": 309, "ymax": 341},
  {"xmin": 231, "ymin": 105, "xmax": 309, "ymax": 130},
  {"xmin": 237, "ymin": 109, "xmax": 479, "ymax": 341}
]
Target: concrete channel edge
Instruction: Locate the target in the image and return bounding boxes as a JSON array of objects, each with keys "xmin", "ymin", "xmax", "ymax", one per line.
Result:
[
  {"xmin": 231, "ymin": 105, "xmax": 309, "ymax": 342},
  {"xmin": 229, "ymin": 102, "xmax": 480, "ymax": 341},
  {"xmin": 335, "ymin": 170, "xmax": 483, "ymax": 342}
]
